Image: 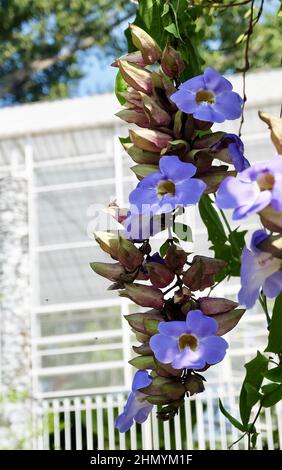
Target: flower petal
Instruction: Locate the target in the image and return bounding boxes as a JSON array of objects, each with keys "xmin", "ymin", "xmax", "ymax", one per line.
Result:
[
  {"xmin": 149, "ymin": 333, "xmax": 179, "ymax": 364},
  {"xmin": 213, "ymin": 91, "xmax": 242, "ymax": 120},
  {"xmin": 193, "ymin": 104, "xmax": 224, "ymax": 123},
  {"xmin": 115, "ymin": 413, "xmax": 134, "ymax": 433},
  {"xmin": 178, "ymin": 75, "xmax": 205, "ymax": 92},
  {"xmin": 272, "ymin": 178, "xmax": 282, "ymax": 211},
  {"xmin": 170, "ymin": 89, "xmax": 198, "ymax": 114},
  {"xmin": 200, "ymin": 336, "xmax": 228, "ymax": 364},
  {"xmin": 263, "ymin": 270, "xmax": 282, "ymax": 298},
  {"xmin": 203, "ymin": 67, "xmax": 233, "ymax": 94},
  {"xmin": 158, "ymin": 321, "xmax": 187, "ymax": 337},
  {"xmin": 216, "ymin": 176, "xmax": 260, "ymax": 210},
  {"xmin": 186, "ymin": 310, "xmax": 218, "ymax": 338},
  {"xmin": 132, "ymin": 370, "xmax": 152, "ymax": 392},
  {"xmin": 135, "ymin": 404, "xmax": 153, "ymax": 424},
  {"xmin": 159, "ymin": 155, "xmax": 196, "ymax": 181},
  {"xmin": 175, "ymin": 178, "xmax": 207, "ymax": 205},
  {"xmin": 171, "ymin": 348, "xmax": 206, "ymax": 370}
]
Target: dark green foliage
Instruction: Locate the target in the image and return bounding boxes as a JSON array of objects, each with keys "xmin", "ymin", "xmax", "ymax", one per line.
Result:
[{"xmin": 0, "ymin": 0, "xmax": 135, "ymax": 104}]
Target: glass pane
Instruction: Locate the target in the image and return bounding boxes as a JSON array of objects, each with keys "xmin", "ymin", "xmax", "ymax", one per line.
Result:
[
  {"xmin": 39, "ymin": 246, "xmax": 118, "ymax": 305},
  {"xmin": 41, "ymin": 348, "xmax": 123, "ymax": 367},
  {"xmin": 37, "ymin": 184, "xmax": 116, "ymax": 245},
  {"xmin": 40, "ymin": 368, "xmax": 124, "ymax": 392},
  {"xmin": 39, "ymin": 306, "xmax": 121, "ymax": 336}
]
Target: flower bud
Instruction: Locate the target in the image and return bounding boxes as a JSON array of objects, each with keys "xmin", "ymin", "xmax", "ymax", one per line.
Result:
[
  {"xmin": 184, "ymin": 149, "xmax": 213, "ymax": 173},
  {"xmin": 112, "ymin": 51, "xmax": 148, "ymax": 67},
  {"xmin": 124, "ymin": 309, "xmax": 163, "ymax": 333},
  {"xmin": 213, "ymin": 308, "xmax": 245, "ymax": 336},
  {"xmin": 165, "ymin": 244, "xmax": 187, "ymax": 272},
  {"xmin": 115, "ymin": 109, "xmax": 150, "ymax": 128},
  {"xmin": 151, "ymin": 71, "xmax": 177, "ymax": 99},
  {"xmin": 130, "ymin": 24, "xmax": 162, "ymax": 64},
  {"xmin": 154, "ymin": 359, "xmax": 183, "ymax": 377},
  {"xmin": 132, "ymin": 342, "xmax": 152, "ymax": 356},
  {"xmin": 140, "ymin": 92, "xmax": 171, "ymax": 127},
  {"xmin": 199, "ymin": 170, "xmax": 235, "ymax": 194},
  {"xmin": 94, "ymin": 231, "xmax": 119, "ymax": 259},
  {"xmin": 90, "ymin": 262, "xmax": 125, "ymax": 282},
  {"xmin": 183, "ymin": 256, "xmax": 227, "ymax": 291},
  {"xmin": 257, "ymin": 234, "xmax": 282, "ymax": 259},
  {"xmin": 118, "ymin": 237, "xmax": 144, "ymax": 271},
  {"xmin": 173, "ymin": 110, "xmax": 183, "ymax": 138},
  {"xmin": 259, "ymin": 111, "xmax": 282, "ymax": 154},
  {"xmin": 118, "ymin": 60, "xmax": 152, "ymax": 94},
  {"xmin": 124, "ymin": 143, "xmax": 161, "ymax": 165},
  {"xmin": 121, "ymin": 90, "xmax": 143, "ymax": 109},
  {"xmin": 146, "ymin": 262, "xmax": 175, "ymax": 288},
  {"xmin": 260, "ymin": 206, "xmax": 282, "ymax": 233},
  {"xmin": 140, "ymin": 376, "xmax": 172, "ymax": 396},
  {"xmin": 161, "ymin": 45, "xmax": 185, "ymax": 78},
  {"xmin": 120, "ymin": 283, "xmax": 164, "ymax": 309},
  {"xmin": 129, "ymin": 355, "xmax": 156, "ymax": 370},
  {"xmin": 193, "ymin": 132, "xmax": 224, "ymax": 149},
  {"xmin": 174, "ymin": 286, "xmax": 192, "ymax": 304},
  {"xmin": 162, "ymin": 382, "xmax": 186, "ymax": 400},
  {"xmin": 129, "ymin": 128, "xmax": 171, "ymax": 152},
  {"xmin": 199, "ymin": 297, "xmax": 239, "ymax": 315},
  {"xmin": 184, "ymin": 375, "xmax": 205, "ymax": 396},
  {"xmin": 146, "ymin": 395, "xmax": 173, "ymax": 405},
  {"xmin": 131, "ymin": 163, "xmax": 159, "ymax": 180}
]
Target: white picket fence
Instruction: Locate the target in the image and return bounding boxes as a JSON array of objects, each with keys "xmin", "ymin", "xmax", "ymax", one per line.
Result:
[{"xmin": 33, "ymin": 387, "xmax": 282, "ymax": 450}]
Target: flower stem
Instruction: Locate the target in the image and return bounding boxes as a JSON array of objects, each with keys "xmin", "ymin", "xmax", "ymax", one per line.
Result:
[
  {"xmin": 259, "ymin": 293, "xmax": 271, "ymax": 327},
  {"xmin": 219, "ymin": 208, "xmax": 232, "ymax": 234}
]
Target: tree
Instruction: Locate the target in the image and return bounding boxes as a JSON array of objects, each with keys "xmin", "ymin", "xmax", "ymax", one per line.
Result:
[
  {"xmin": 0, "ymin": 1, "xmax": 281, "ymax": 105},
  {"xmin": 0, "ymin": 0, "xmax": 135, "ymax": 104},
  {"xmin": 200, "ymin": 1, "xmax": 282, "ymax": 73}
]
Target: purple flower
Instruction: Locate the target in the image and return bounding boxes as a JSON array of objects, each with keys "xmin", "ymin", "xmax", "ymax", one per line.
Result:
[
  {"xmin": 149, "ymin": 310, "xmax": 228, "ymax": 370},
  {"xmin": 129, "ymin": 155, "xmax": 206, "ymax": 215},
  {"xmin": 212, "ymin": 133, "xmax": 250, "ymax": 172},
  {"xmin": 238, "ymin": 230, "xmax": 282, "ymax": 309},
  {"xmin": 115, "ymin": 370, "xmax": 153, "ymax": 433},
  {"xmin": 170, "ymin": 67, "xmax": 242, "ymax": 123},
  {"xmin": 216, "ymin": 156, "xmax": 282, "ymax": 220}
]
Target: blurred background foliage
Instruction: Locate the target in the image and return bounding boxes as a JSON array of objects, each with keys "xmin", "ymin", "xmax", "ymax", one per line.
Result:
[{"xmin": 0, "ymin": 0, "xmax": 281, "ymax": 104}]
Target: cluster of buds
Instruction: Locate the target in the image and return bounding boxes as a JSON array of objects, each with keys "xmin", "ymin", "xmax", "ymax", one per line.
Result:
[
  {"xmin": 91, "ymin": 232, "xmax": 245, "ymax": 420},
  {"xmin": 258, "ymin": 111, "xmax": 282, "ymax": 233},
  {"xmin": 112, "ymin": 24, "xmax": 241, "ymax": 193}
]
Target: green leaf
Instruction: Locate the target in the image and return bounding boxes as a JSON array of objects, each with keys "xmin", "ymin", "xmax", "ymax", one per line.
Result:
[
  {"xmin": 265, "ymin": 293, "xmax": 282, "ymax": 354},
  {"xmin": 128, "ymin": 0, "xmax": 165, "ymax": 50},
  {"xmin": 264, "ymin": 365, "xmax": 282, "ymax": 383},
  {"xmin": 228, "ymin": 229, "xmax": 247, "ymax": 259},
  {"xmin": 115, "ymin": 71, "xmax": 127, "ymax": 105},
  {"xmin": 164, "ymin": 23, "xmax": 180, "ymax": 39},
  {"xmin": 173, "ymin": 222, "xmax": 193, "ymax": 242},
  {"xmin": 239, "ymin": 352, "xmax": 268, "ymax": 426},
  {"xmin": 219, "ymin": 399, "xmax": 247, "ymax": 432},
  {"xmin": 198, "ymin": 195, "xmax": 227, "ymax": 247},
  {"xmin": 161, "ymin": 3, "xmax": 170, "ymax": 17},
  {"xmin": 160, "ymin": 240, "xmax": 170, "ymax": 257},
  {"xmin": 244, "ymin": 382, "xmax": 262, "ymax": 408},
  {"xmin": 261, "ymin": 383, "xmax": 282, "ymax": 408}
]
